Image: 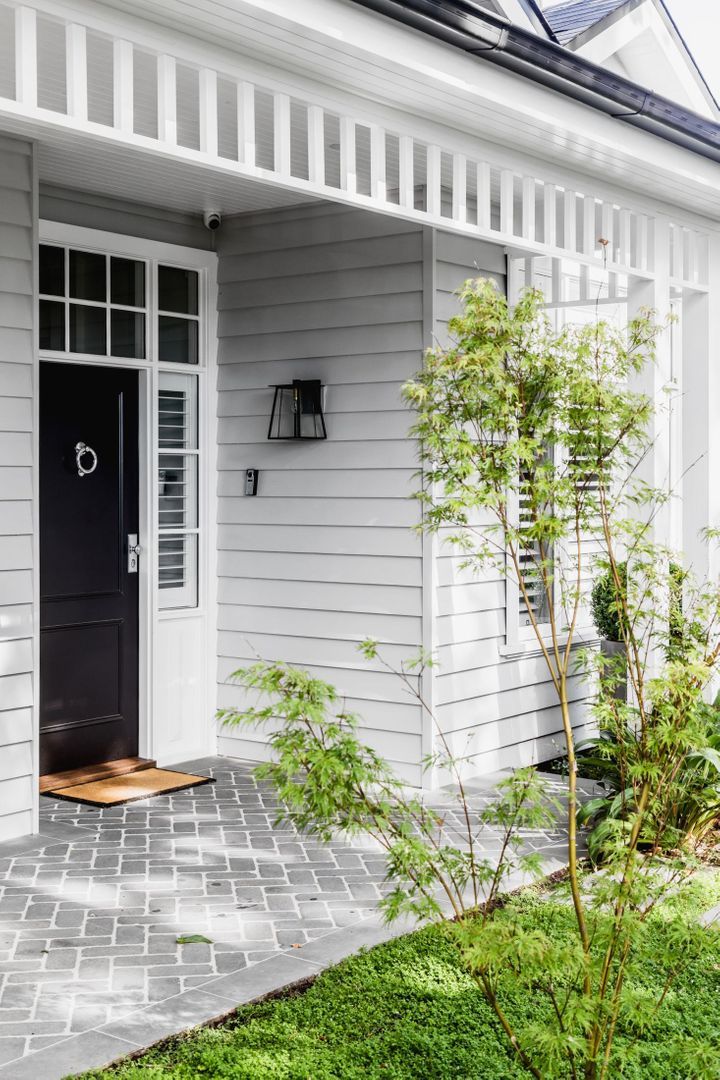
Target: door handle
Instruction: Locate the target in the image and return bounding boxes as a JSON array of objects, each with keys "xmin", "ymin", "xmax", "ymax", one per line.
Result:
[{"xmin": 127, "ymin": 534, "xmax": 141, "ymax": 574}]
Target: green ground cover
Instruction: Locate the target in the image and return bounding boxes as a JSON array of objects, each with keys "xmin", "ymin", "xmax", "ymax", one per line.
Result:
[{"xmin": 76, "ymin": 873, "xmax": 720, "ymax": 1080}]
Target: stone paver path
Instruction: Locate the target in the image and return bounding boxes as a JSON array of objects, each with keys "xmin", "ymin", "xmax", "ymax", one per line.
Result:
[{"xmin": 0, "ymin": 757, "xmax": 572, "ymax": 1079}]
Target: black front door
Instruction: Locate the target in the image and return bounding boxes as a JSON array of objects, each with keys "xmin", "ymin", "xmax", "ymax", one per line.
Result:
[{"xmin": 40, "ymin": 362, "xmax": 140, "ymax": 776}]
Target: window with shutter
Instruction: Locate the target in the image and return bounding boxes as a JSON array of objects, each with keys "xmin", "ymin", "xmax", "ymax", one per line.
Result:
[
  {"xmin": 157, "ymin": 372, "xmax": 199, "ymax": 609},
  {"xmin": 517, "ymin": 466, "xmax": 553, "ymax": 628},
  {"xmin": 505, "ymin": 253, "xmax": 628, "ymax": 650}
]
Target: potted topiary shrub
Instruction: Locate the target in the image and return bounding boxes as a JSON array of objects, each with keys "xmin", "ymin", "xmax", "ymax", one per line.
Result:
[{"xmin": 591, "ymin": 562, "xmax": 627, "ymax": 701}]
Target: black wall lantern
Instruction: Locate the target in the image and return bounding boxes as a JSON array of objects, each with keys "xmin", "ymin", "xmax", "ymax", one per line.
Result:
[{"xmin": 268, "ymin": 379, "xmax": 327, "ymax": 440}]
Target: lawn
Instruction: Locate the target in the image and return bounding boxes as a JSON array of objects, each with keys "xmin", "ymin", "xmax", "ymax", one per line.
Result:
[{"xmin": 76, "ymin": 873, "xmax": 720, "ymax": 1080}]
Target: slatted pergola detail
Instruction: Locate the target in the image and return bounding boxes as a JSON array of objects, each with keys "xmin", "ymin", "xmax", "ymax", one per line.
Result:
[{"xmin": 0, "ymin": 1, "xmax": 710, "ymax": 288}]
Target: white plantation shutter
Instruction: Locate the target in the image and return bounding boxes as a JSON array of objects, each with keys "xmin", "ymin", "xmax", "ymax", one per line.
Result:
[
  {"xmin": 515, "ymin": 443, "xmax": 602, "ymax": 634},
  {"xmin": 157, "ymin": 372, "xmax": 198, "ymax": 608},
  {"xmin": 517, "ymin": 466, "xmax": 552, "ymax": 627},
  {"xmin": 566, "ymin": 435, "xmax": 605, "ymax": 621}
]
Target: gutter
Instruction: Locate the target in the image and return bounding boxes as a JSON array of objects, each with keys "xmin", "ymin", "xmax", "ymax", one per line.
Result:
[{"xmin": 350, "ymin": 0, "xmax": 720, "ymax": 165}]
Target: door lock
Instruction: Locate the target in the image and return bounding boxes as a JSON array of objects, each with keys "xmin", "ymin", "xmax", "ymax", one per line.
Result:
[{"xmin": 127, "ymin": 534, "xmax": 141, "ymax": 574}]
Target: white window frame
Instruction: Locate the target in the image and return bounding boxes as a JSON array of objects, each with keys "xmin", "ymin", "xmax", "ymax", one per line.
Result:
[
  {"xmin": 37, "ymin": 219, "xmax": 218, "ymax": 763},
  {"xmin": 502, "ymin": 254, "xmax": 613, "ymax": 658},
  {"xmin": 157, "ymin": 369, "xmax": 200, "ymax": 610},
  {"xmin": 503, "ymin": 460, "xmax": 559, "ymax": 657}
]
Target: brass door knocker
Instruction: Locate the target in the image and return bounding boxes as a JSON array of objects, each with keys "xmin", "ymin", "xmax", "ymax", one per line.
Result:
[{"xmin": 75, "ymin": 441, "xmax": 98, "ymax": 478}]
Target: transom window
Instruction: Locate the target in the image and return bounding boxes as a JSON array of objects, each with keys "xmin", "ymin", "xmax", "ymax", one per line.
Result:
[{"xmin": 39, "ymin": 245, "xmax": 200, "ymax": 365}]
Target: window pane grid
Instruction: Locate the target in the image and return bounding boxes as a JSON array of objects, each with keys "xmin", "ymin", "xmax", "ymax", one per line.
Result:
[
  {"xmin": 38, "ymin": 244, "xmax": 148, "ymax": 359},
  {"xmin": 157, "ymin": 265, "xmax": 200, "ymax": 365}
]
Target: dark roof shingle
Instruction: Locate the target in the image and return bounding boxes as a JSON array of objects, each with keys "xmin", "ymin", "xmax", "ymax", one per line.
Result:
[{"xmin": 544, "ymin": 0, "xmax": 627, "ymax": 45}]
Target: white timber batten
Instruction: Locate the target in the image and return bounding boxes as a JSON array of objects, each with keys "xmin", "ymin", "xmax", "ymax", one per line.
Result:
[
  {"xmin": 95, "ymin": 0, "xmax": 719, "ymax": 221},
  {"xmin": 0, "ymin": 0, "xmax": 712, "ymax": 286}
]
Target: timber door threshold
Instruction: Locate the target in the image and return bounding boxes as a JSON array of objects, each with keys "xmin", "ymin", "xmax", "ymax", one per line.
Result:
[{"xmin": 39, "ymin": 756, "xmax": 156, "ymax": 794}]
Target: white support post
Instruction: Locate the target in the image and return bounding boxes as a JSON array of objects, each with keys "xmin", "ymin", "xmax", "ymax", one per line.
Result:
[
  {"xmin": 636, "ymin": 214, "xmax": 649, "ymax": 271},
  {"xmin": 157, "ymin": 54, "xmax": 177, "ymax": 145},
  {"xmin": 669, "ymin": 224, "xmax": 680, "ymax": 280},
  {"xmin": 618, "ymin": 209, "xmax": 631, "ymax": 268},
  {"xmin": 426, "ymin": 144, "xmax": 441, "ymax": 218},
  {"xmin": 627, "ymin": 216, "xmax": 673, "ymax": 676},
  {"xmin": 370, "ymin": 124, "xmax": 386, "ymax": 202},
  {"xmin": 601, "ymin": 202, "xmax": 614, "ymax": 257},
  {"xmin": 237, "ymin": 82, "xmax": 255, "ymax": 168},
  {"xmin": 452, "ymin": 152, "xmax": 466, "ymax": 224},
  {"xmin": 500, "ymin": 169, "xmax": 514, "ymax": 236},
  {"xmin": 543, "ymin": 182, "xmax": 557, "ymax": 248},
  {"xmin": 15, "ymin": 7, "xmax": 37, "ymax": 110},
  {"xmin": 113, "ymin": 39, "xmax": 133, "ymax": 136},
  {"xmin": 339, "ymin": 116, "xmax": 356, "ymax": 195},
  {"xmin": 398, "ymin": 134, "xmax": 414, "ymax": 210},
  {"xmin": 199, "ymin": 68, "xmax": 218, "ymax": 158},
  {"xmin": 682, "ymin": 233, "xmax": 720, "ymax": 583},
  {"xmin": 563, "ymin": 189, "xmax": 576, "ymax": 254},
  {"xmin": 521, "ymin": 176, "xmax": 535, "ymax": 242},
  {"xmin": 307, "ymin": 104, "xmax": 325, "ymax": 186},
  {"xmin": 273, "ymin": 93, "xmax": 291, "ymax": 176},
  {"xmin": 697, "ymin": 233, "xmax": 709, "ymax": 288},
  {"xmin": 685, "ymin": 230, "xmax": 697, "ymax": 286},
  {"xmin": 551, "ymin": 257, "xmax": 562, "ymax": 305},
  {"xmin": 583, "ymin": 195, "xmax": 596, "ymax": 257},
  {"xmin": 66, "ymin": 24, "xmax": 87, "ymax": 122},
  {"xmin": 476, "ymin": 162, "xmax": 491, "ymax": 232}
]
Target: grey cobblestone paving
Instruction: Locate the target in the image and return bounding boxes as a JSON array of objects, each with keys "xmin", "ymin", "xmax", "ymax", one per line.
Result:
[{"xmin": 0, "ymin": 758, "xmax": 572, "ymax": 1078}]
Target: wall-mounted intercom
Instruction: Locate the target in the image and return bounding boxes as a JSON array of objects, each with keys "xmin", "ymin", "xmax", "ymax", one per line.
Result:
[{"xmin": 245, "ymin": 467, "xmax": 259, "ymax": 496}]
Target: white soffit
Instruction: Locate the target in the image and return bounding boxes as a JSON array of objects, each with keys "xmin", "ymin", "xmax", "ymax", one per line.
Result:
[{"xmin": 0, "ymin": 114, "xmax": 314, "ymax": 216}]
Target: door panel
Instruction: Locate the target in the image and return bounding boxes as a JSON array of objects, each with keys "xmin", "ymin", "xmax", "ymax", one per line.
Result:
[{"xmin": 40, "ymin": 362, "xmax": 139, "ymax": 775}]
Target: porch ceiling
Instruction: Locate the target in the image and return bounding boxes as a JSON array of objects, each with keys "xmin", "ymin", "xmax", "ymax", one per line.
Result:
[{"xmin": 18, "ymin": 119, "xmax": 316, "ymax": 218}]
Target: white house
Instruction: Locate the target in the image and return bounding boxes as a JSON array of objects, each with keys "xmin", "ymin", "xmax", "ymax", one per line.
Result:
[{"xmin": 0, "ymin": 0, "xmax": 718, "ymax": 841}]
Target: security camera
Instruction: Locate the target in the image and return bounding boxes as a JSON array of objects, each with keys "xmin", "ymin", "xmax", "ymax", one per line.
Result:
[{"xmin": 203, "ymin": 210, "xmax": 222, "ymax": 231}]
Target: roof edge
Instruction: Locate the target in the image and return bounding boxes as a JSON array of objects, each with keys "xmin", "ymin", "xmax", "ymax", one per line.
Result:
[
  {"xmin": 554, "ymin": 0, "xmax": 718, "ymax": 116},
  {"xmin": 350, "ymin": 0, "xmax": 720, "ymax": 164},
  {"xmin": 653, "ymin": 0, "xmax": 719, "ymax": 113}
]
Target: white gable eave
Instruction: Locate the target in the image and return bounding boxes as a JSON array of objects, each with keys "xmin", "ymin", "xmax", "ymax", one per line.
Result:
[{"xmin": 561, "ymin": 0, "xmax": 718, "ymax": 121}]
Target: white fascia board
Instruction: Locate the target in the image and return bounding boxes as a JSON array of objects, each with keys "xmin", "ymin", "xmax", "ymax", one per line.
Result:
[{"xmin": 37, "ymin": 0, "xmax": 720, "ymax": 221}]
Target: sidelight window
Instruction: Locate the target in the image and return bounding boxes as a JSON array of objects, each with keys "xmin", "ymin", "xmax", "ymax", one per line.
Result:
[{"xmin": 157, "ymin": 372, "xmax": 199, "ymax": 609}]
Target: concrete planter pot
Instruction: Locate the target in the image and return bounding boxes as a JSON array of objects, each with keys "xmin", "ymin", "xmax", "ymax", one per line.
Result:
[{"xmin": 600, "ymin": 638, "xmax": 627, "ymax": 702}]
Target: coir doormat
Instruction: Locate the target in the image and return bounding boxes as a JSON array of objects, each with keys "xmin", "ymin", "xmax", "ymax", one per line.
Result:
[{"xmin": 43, "ymin": 767, "xmax": 215, "ymax": 807}]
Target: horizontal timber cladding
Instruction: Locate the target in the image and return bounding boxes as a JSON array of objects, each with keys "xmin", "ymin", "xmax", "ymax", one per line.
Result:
[
  {"xmin": 215, "ymin": 210, "xmax": 591, "ymax": 784},
  {"xmin": 215, "ymin": 204, "xmax": 426, "ymax": 784},
  {"xmin": 430, "ymin": 231, "xmax": 589, "ymax": 776},
  {"xmin": 0, "ymin": 136, "xmax": 35, "ymax": 840},
  {"xmin": 39, "ymin": 186, "xmax": 215, "ymax": 250}
]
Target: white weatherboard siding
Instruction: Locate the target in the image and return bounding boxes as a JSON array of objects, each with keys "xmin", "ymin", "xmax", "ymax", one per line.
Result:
[
  {"xmin": 214, "ymin": 212, "xmax": 573, "ymax": 786},
  {"xmin": 431, "ymin": 231, "xmax": 592, "ymax": 774},
  {"xmin": 0, "ymin": 137, "xmax": 36, "ymax": 840},
  {"xmin": 215, "ymin": 205, "xmax": 426, "ymax": 784},
  {"xmin": 39, "ymin": 186, "xmax": 214, "ymax": 251}
]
